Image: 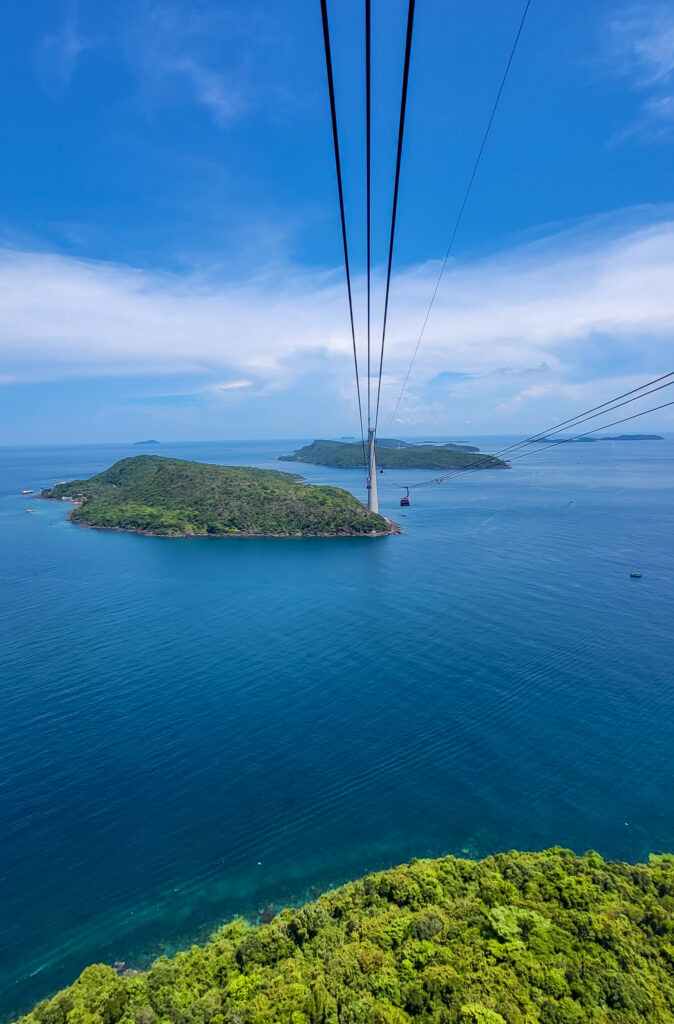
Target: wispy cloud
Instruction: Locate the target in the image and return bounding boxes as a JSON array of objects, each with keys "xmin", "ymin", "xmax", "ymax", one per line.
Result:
[
  {"xmin": 39, "ymin": 12, "xmax": 95, "ymax": 86},
  {"xmin": 124, "ymin": 3, "xmax": 248, "ymax": 126},
  {"xmin": 209, "ymin": 379, "xmax": 253, "ymax": 393},
  {"xmin": 170, "ymin": 56, "xmax": 244, "ymax": 125},
  {"xmin": 608, "ymin": 6, "xmax": 674, "ymax": 140},
  {"xmin": 611, "ymin": 7, "xmax": 674, "ymax": 84},
  {"xmin": 0, "ymin": 208, "xmax": 672, "ymax": 431}
]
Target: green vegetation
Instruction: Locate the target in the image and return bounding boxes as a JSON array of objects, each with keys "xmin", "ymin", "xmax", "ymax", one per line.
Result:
[
  {"xmin": 18, "ymin": 849, "xmax": 674, "ymax": 1024},
  {"xmin": 41, "ymin": 456, "xmax": 393, "ymax": 537},
  {"xmin": 375, "ymin": 439, "xmax": 479, "ymax": 453},
  {"xmin": 279, "ymin": 440, "xmax": 507, "ymax": 470}
]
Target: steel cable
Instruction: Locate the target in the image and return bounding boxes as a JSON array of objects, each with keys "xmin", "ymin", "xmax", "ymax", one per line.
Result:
[
  {"xmin": 395, "ymin": 373, "xmax": 674, "ymax": 488},
  {"xmin": 319, "ymin": 0, "xmax": 367, "ymax": 467},
  {"xmin": 387, "ymin": 0, "xmax": 533, "ymax": 431},
  {"xmin": 374, "ymin": 0, "xmax": 416, "ymax": 432}
]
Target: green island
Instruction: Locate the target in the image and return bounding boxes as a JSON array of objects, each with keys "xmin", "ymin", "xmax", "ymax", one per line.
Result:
[
  {"xmin": 279, "ymin": 440, "xmax": 507, "ymax": 470},
  {"xmin": 40, "ymin": 456, "xmax": 395, "ymax": 538},
  {"xmin": 17, "ymin": 848, "xmax": 674, "ymax": 1024}
]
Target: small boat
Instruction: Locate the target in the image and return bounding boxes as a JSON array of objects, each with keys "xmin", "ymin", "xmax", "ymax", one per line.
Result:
[
  {"xmin": 21, "ymin": 489, "xmax": 34, "ymax": 495},
  {"xmin": 26, "ymin": 509, "xmax": 36, "ymax": 515},
  {"xmin": 630, "ymin": 572, "xmax": 642, "ymax": 579}
]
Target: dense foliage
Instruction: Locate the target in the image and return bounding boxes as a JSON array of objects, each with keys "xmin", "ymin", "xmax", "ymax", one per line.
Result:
[
  {"xmin": 19, "ymin": 849, "xmax": 674, "ymax": 1024},
  {"xmin": 279, "ymin": 441, "xmax": 507, "ymax": 470},
  {"xmin": 41, "ymin": 456, "xmax": 393, "ymax": 537}
]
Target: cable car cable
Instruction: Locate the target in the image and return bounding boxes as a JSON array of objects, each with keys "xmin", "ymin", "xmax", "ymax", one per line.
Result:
[
  {"xmin": 496, "ymin": 398, "xmax": 674, "ymax": 467},
  {"xmin": 426, "ymin": 375, "xmax": 674, "ymax": 482},
  {"xmin": 387, "ymin": 0, "xmax": 533, "ymax": 431},
  {"xmin": 401, "ymin": 376, "xmax": 673, "ymax": 488},
  {"xmin": 319, "ymin": 0, "xmax": 367, "ymax": 468},
  {"xmin": 395, "ymin": 372, "xmax": 673, "ymax": 489},
  {"xmin": 394, "ymin": 398, "xmax": 674, "ymax": 497},
  {"xmin": 366, "ymin": 0, "xmax": 372, "ymax": 434},
  {"xmin": 374, "ymin": 0, "xmax": 416, "ymax": 432}
]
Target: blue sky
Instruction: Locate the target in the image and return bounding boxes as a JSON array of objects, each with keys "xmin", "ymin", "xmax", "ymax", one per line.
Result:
[{"xmin": 0, "ymin": 0, "xmax": 673, "ymax": 442}]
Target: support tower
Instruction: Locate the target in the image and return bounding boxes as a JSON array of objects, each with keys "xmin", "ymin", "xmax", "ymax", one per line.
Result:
[{"xmin": 367, "ymin": 428, "xmax": 378, "ymax": 514}]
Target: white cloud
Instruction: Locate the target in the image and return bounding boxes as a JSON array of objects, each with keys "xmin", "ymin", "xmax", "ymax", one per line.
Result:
[
  {"xmin": 609, "ymin": 6, "xmax": 674, "ymax": 139},
  {"xmin": 0, "ymin": 208, "xmax": 672, "ymax": 431}
]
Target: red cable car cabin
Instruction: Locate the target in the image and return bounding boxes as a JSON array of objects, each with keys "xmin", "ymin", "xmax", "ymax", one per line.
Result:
[{"xmin": 400, "ymin": 488, "xmax": 410, "ymax": 507}]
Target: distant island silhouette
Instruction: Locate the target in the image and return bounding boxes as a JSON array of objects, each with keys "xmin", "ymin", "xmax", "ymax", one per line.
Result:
[{"xmin": 280, "ymin": 439, "xmax": 506, "ymax": 469}]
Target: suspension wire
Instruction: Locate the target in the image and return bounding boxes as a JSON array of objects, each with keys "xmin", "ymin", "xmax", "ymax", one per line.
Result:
[
  {"xmin": 401, "ymin": 376, "xmax": 673, "ymax": 488},
  {"xmin": 319, "ymin": 0, "xmax": 367, "ymax": 468},
  {"xmin": 501, "ymin": 371, "xmax": 674, "ymax": 445},
  {"xmin": 399, "ymin": 397, "xmax": 674, "ymax": 491},
  {"xmin": 373, "ymin": 0, "xmax": 416, "ymax": 432},
  {"xmin": 396, "ymin": 372, "xmax": 674, "ymax": 488},
  {"xmin": 497, "ymin": 399, "xmax": 674, "ymax": 466},
  {"xmin": 387, "ymin": 0, "xmax": 532, "ymax": 432},
  {"xmin": 366, "ymin": 0, "xmax": 372, "ymax": 435}
]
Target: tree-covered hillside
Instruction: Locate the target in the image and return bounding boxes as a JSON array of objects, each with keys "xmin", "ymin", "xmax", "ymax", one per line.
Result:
[
  {"xmin": 279, "ymin": 440, "xmax": 506, "ymax": 470},
  {"xmin": 17, "ymin": 849, "xmax": 674, "ymax": 1024},
  {"xmin": 41, "ymin": 456, "xmax": 394, "ymax": 537}
]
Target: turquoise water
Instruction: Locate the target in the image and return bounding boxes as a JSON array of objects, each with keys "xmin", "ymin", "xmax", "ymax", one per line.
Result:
[{"xmin": 1, "ymin": 437, "xmax": 673, "ymax": 1020}]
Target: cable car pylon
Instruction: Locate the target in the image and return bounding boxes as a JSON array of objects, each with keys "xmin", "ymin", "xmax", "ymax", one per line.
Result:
[{"xmin": 367, "ymin": 428, "xmax": 379, "ymax": 513}]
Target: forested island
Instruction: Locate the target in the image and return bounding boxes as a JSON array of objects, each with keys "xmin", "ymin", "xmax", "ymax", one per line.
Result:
[
  {"xmin": 40, "ymin": 456, "xmax": 395, "ymax": 537},
  {"xmin": 280, "ymin": 440, "xmax": 507, "ymax": 470},
  {"xmin": 16, "ymin": 848, "xmax": 674, "ymax": 1024}
]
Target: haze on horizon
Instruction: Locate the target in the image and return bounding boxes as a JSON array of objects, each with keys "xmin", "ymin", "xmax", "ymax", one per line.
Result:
[{"xmin": 1, "ymin": 0, "xmax": 673, "ymax": 445}]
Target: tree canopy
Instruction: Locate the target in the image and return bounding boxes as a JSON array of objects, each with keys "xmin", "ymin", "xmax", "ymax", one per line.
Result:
[
  {"xmin": 41, "ymin": 456, "xmax": 394, "ymax": 537},
  {"xmin": 17, "ymin": 848, "xmax": 674, "ymax": 1024},
  {"xmin": 279, "ymin": 441, "xmax": 506, "ymax": 470}
]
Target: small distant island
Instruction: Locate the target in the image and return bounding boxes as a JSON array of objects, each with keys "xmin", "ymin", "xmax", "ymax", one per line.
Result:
[
  {"xmin": 133, "ymin": 439, "xmax": 160, "ymax": 445},
  {"xmin": 280, "ymin": 439, "xmax": 507, "ymax": 470},
  {"xmin": 40, "ymin": 456, "xmax": 396, "ymax": 538}
]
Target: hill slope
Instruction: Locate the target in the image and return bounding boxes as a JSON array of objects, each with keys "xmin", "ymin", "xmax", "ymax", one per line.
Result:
[
  {"xmin": 279, "ymin": 440, "xmax": 507, "ymax": 470},
  {"xmin": 17, "ymin": 848, "xmax": 674, "ymax": 1024},
  {"xmin": 41, "ymin": 456, "xmax": 394, "ymax": 537}
]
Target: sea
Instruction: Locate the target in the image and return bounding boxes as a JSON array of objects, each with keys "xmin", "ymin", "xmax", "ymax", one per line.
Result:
[{"xmin": 1, "ymin": 436, "xmax": 673, "ymax": 1021}]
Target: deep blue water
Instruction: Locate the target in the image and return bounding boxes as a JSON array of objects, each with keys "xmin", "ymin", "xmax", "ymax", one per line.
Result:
[{"xmin": 1, "ymin": 437, "xmax": 673, "ymax": 1021}]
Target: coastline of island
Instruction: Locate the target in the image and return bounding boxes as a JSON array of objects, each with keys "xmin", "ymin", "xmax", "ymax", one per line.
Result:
[
  {"xmin": 40, "ymin": 455, "xmax": 398, "ymax": 539},
  {"xmin": 13, "ymin": 847, "xmax": 674, "ymax": 1024},
  {"xmin": 280, "ymin": 439, "xmax": 508, "ymax": 470}
]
